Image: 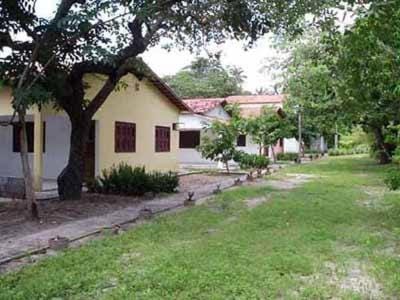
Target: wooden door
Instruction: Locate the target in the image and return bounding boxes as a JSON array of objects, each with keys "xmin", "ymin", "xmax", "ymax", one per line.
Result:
[{"xmin": 84, "ymin": 121, "xmax": 95, "ymax": 182}]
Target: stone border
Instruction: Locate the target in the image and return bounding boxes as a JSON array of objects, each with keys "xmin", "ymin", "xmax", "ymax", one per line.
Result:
[
  {"xmin": 0, "ymin": 163, "xmax": 294, "ymax": 270},
  {"xmin": 0, "ymin": 173, "xmax": 251, "ymax": 269}
]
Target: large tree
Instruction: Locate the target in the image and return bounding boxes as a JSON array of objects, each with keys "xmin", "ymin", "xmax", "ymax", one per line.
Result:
[
  {"xmin": 337, "ymin": 1, "xmax": 400, "ymax": 163},
  {"xmin": 0, "ymin": 0, "xmax": 355, "ymax": 202},
  {"xmin": 164, "ymin": 55, "xmax": 245, "ymax": 98},
  {"xmin": 281, "ymin": 30, "xmax": 350, "ymax": 150}
]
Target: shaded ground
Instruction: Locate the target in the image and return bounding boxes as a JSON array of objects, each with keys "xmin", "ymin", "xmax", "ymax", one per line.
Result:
[
  {"xmin": 0, "ymin": 173, "xmax": 239, "ymax": 244},
  {"xmin": 1, "ymin": 157, "xmax": 400, "ymax": 299}
]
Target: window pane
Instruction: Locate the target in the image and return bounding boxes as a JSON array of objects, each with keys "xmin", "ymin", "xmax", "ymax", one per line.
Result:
[
  {"xmin": 237, "ymin": 134, "xmax": 246, "ymax": 147},
  {"xmin": 179, "ymin": 131, "xmax": 200, "ymax": 149}
]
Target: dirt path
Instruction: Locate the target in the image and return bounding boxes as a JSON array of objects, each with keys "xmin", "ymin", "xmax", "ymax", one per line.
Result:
[{"xmin": 0, "ymin": 173, "xmax": 246, "ymax": 271}]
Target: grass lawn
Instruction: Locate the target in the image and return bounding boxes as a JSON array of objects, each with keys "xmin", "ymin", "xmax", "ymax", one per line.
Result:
[{"xmin": 1, "ymin": 156, "xmax": 400, "ymax": 299}]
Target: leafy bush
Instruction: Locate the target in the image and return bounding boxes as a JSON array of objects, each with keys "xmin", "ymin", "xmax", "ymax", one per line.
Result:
[
  {"xmin": 89, "ymin": 163, "xmax": 179, "ymax": 196},
  {"xmin": 277, "ymin": 152, "xmax": 298, "ymax": 161},
  {"xmin": 328, "ymin": 146, "xmax": 369, "ymax": 156},
  {"xmin": 149, "ymin": 171, "xmax": 180, "ymax": 194},
  {"xmin": 234, "ymin": 151, "xmax": 270, "ymax": 170},
  {"xmin": 384, "ymin": 168, "xmax": 400, "ymax": 191}
]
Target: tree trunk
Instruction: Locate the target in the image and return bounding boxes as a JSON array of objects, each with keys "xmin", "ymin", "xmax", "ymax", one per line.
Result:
[
  {"xmin": 57, "ymin": 118, "xmax": 90, "ymax": 200},
  {"xmin": 225, "ymin": 160, "xmax": 230, "ymax": 174},
  {"xmin": 373, "ymin": 126, "xmax": 391, "ymax": 164},
  {"xmin": 271, "ymin": 146, "xmax": 276, "ymax": 163},
  {"xmin": 334, "ymin": 123, "xmax": 339, "ymax": 150},
  {"xmin": 18, "ymin": 111, "xmax": 39, "ymax": 220}
]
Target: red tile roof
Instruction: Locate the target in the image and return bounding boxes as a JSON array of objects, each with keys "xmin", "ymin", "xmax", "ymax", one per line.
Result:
[
  {"xmin": 226, "ymin": 95, "xmax": 285, "ymax": 105},
  {"xmin": 183, "ymin": 98, "xmax": 226, "ymax": 114}
]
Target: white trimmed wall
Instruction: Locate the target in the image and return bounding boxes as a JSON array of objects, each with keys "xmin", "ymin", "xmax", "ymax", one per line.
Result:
[{"xmin": 0, "ymin": 115, "xmax": 70, "ymax": 180}]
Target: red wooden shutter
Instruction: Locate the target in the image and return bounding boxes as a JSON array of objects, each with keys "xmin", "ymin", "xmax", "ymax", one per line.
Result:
[
  {"xmin": 155, "ymin": 126, "xmax": 170, "ymax": 152},
  {"xmin": 115, "ymin": 122, "xmax": 136, "ymax": 153}
]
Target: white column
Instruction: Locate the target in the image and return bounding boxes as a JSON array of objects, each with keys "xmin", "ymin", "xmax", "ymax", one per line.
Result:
[{"xmin": 33, "ymin": 108, "xmax": 43, "ymax": 191}]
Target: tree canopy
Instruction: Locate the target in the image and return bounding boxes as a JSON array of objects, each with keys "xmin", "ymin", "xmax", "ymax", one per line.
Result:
[
  {"xmin": 0, "ymin": 0, "xmax": 366, "ymax": 203},
  {"xmin": 164, "ymin": 55, "xmax": 245, "ymax": 98},
  {"xmin": 278, "ymin": 1, "xmax": 400, "ymax": 163}
]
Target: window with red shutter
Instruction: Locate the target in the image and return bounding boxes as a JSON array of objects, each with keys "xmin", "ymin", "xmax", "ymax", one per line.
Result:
[
  {"xmin": 115, "ymin": 122, "xmax": 136, "ymax": 153},
  {"xmin": 155, "ymin": 126, "xmax": 170, "ymax": 152}
]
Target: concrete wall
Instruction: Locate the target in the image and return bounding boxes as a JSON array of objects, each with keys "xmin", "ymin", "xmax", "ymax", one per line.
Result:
[
  {"xmin": 237, "ymin": 136, "xmax": 260, "ymax": 155},
  {"xmin": 178, "ymin": 110, "xmax": 228, "ymax": 165},
  {"xmin": 206, "ymin": 106, "xmax": 230, "ymax": 120},
  {"xmin": 0, "ymin": 115, "xmax": 70, "ymax": 179},
  {"xmin": 284, "ymin": 138, "xmax": 299, "ymax": 153},
  {"xmin": 179, "ymin": 114, "xmax": 211, "ymax": 131}
]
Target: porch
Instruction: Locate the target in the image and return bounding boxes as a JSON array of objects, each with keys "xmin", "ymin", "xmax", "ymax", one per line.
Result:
[{"xmin": 0, "ymin": 109, "xmax": 71, "ymax": 198}]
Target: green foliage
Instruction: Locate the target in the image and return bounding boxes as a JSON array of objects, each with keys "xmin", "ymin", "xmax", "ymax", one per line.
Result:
[
  {"xmin": 247, "ymin": 107, "xmax": 293, "ymax": 156},
  {"xmin": 384, "ymin": 168, "xmax": 400, "ymax": 191},
  {"xmin": 89, "ymin": 163, "xmax": 178, "ymax": 196},
  {"xmin": 339, "ymin": 127, "xmax": 371, "ymax": 150},
  {"xmin": 328, "ymin": 146, "xmax": 369, "ymax": 156},
  {"xmin": 198, "ymin": 105, "xmax": 246, "ymax": 172},
  {"xmin": 337, "ymin": 2, "xmax": 400, "ymax": 162},
  {"xmin": 277, "ymin": 152, "xmax": 298, "ymax": 161},
  {"xmin": 198, "ymin": 120, "xmax": 238, "ymax": 173},
  {"xmin": 164, "ymin": 56, "xmax": 244, "ymax": 98},
  {"xmin": 281, "ymin": 30, "xmax": 347, "ymax": 147},
  {"xmin": 384, "ymin": 146, "xmax": 400, "ymax": 190},
  {"xmin": 234, "ymin": 151, "xmax": 270, "ymax": 170}
]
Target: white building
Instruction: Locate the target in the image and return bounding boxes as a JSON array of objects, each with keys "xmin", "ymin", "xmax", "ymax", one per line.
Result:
[
  {"xmin": 178, "ymin": 95, "xmax": 300, "ymax": 166},
  {"xmin": 178, "ymin": 98, "xmax": 230, "ymax": 166}
]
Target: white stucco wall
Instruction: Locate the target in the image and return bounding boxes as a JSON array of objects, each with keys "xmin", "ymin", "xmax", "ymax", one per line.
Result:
[
  {"xmin": 0, "ymin": 115, "xmax": 70, "ymax": 180},
  {"xmin": 206, "ymin": 106, "xmax": 231, "ymax": 120},
  {"xmin": 42, "ymin": 115, "xmax": 71, "ymax": 179},
  {"xmin": 179, "ymin": 114, "xmax": 212, "ymax": 131},
  {"xmin": 178, "ymin": 111, "xmax": 227, "ymax": 165},
  {"xmin": 284, "ymin": 138, "xmax": 299, "ymax": 153},
  {"xmin": 237, "ymin": 136, "xmax": 260, "ymax": 155}
]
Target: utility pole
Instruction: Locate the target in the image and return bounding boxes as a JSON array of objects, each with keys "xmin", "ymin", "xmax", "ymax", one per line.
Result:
[{"xmin": 298, "ymin": 110, "xmax": 302, "ymax": 163}]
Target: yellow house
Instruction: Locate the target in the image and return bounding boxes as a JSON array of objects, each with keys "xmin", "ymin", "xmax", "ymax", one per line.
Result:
[{"xmin": 0, "ymin": 63, "xmax": 190, "ymax": 195}]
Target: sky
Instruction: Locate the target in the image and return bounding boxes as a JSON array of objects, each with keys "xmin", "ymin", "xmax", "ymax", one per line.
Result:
[
  {"xmin": 142, "ymin": 36, "xmax": 281, "ymax": 93},
  {"xmin": 34, "ymin": 0, "xmax": 281, "ymax": 93}
]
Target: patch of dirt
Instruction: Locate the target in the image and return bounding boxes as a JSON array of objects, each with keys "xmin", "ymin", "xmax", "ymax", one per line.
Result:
[
  {"xmin": 264, "ymin": 173, "xmax": 317, "ymax": 190},
  {"xmin": 0, "ymin": 173, "xmax": 240, "ymax": 243},
  {"xmin": 299, "ymin": 261, "xmax": 384, "ymax": 299},
  {"xmin": 338, "ymin": 262, "xmax": 383, "ymax": 299},
  {"xmin": 0, "ymin": 194, "xmax": 142, "ymax": 243},
  {"xmin": 245, "ymin": 196, "xmax": 271, "ymax": 209},
  {"xmin": 358, "ymin": 186, "xmax": 388, "ymax": 211},
  {"xmin": 178, "ymin": 173, "xmax": 239, "ymax": 193}
]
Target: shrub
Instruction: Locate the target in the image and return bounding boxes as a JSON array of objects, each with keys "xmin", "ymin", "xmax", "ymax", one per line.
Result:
[
  {"xmin": 89, "ymin": 163, "xmax": 179, "ymax": 196},
  {"xmin": 149, "ymin": 171, "xmax": 179, "ymax": 194},
  {"xmin": 277, "ymin": 152, "xmax": 298, "ymax": 161},
  {"xmin": 384, "ymin": 168, "xmax": 400, "ymax": 191},
  {"xmin": 329, "ymin": 146, "xmax": 369, "ymax": 157},
  {"xmin": 234, "ymin": 151, "xmax": 270, "ymax": 170}
]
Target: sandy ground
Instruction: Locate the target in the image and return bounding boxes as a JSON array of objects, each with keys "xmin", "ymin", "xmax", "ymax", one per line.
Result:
[{"xmin": 0, "ymin": 173, "xmax": 244, "ymax": 271}]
